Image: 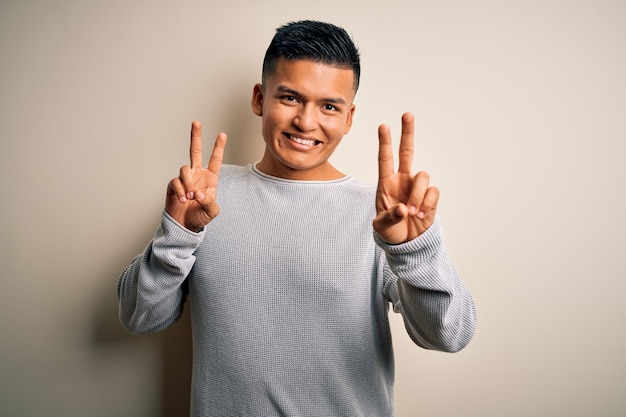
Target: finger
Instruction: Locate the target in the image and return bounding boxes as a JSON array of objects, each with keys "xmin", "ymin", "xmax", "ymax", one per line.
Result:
[
  {"xmin": 179, "ymin": 165, "xmax": 195, "ymax": 200},
  {"xmin": 167, "ymin": 177, "xmax": 188, "ymax": 203},
  {"xmin": 419, "ymin": 186, "xmax": 440, "ymax": 218},
  {"xmin": 373, "ymin": 204, "xmax": 407, "ymax": 230},
  {"xmin": 207, "ymin": 132, "xmax": 227, "ymax": 176},
  {"xmin": 378, "ymin": 124, "xmax": 395, "ymax": 179},
  {"xmin": 407, "ymin": 171, "xmax": 430, "ymax": 215},
  {"xmin": 190, "ymin": 120, "xmax": 203, "ymax": 168},
  {"xmin": 398, "ymin": 112, "xmax": 415, "ymax": 174},
  {"xmin": 195, "ymin": 190, "xmax": 221, "ymax": 221}
]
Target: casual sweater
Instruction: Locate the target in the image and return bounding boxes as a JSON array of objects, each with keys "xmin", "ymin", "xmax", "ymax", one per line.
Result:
[{"xmin": 117, "ymin": 164, "xmax": 476, "ymax": 417}]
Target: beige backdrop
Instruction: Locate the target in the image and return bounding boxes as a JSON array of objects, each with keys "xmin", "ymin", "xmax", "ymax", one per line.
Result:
[{"xmin": 1, "ymin": 1, "xmax": 625, "ymax": 416}]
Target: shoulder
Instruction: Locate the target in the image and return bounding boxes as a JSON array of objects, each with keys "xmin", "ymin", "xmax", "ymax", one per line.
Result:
[
  {"xmin": 218, "ymin": 164, "xmax": 249, "ymax": 178},
  {"xmin": 217, "ymin": 164, "xmax": 252, "ymax": 185},
  {"xmin": 339, "ymin": 177, "xmax": 376, "ymax": 201},
  {"xmin": 319, "ymin": 177, "xmax": 377, "ymax": 218}
]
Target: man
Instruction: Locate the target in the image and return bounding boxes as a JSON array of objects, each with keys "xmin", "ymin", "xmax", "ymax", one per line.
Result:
[{"xmin": 118, "ymin": 20, "xmax": 476, "ymax": 416}]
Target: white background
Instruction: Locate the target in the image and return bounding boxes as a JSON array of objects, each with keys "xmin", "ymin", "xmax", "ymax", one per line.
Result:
[{"xmin": 1, "ymin": 1, "xmax": 624, "ymax": 416}]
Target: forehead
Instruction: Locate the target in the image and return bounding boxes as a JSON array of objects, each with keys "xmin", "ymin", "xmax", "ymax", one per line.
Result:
[{"xmin": 266, "ymin": 58, "xmax": 356, "ymax": 101}]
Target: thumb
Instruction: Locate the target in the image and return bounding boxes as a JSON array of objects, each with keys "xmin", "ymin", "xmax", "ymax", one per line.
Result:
[
  {"xmin": 195, "ymin": 191, "xmax": 220, "ymax": 222},
  {"xmin": 373, "ymin": 204, "xmax": 407, "ymax": 231}
]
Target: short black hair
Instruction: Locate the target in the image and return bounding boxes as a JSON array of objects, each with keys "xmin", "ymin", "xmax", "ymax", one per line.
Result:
[{"xmin": 262, "ymin": 20, "xmax": 361, "ymax": 92}]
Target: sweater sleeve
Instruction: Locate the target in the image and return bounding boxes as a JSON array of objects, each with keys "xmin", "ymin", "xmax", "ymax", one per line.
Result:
[
  {"xmin": 117, "ymin": 211, "xmax": 205, "ymax": 334},
  {"xmin": 375, "ymin": 218, "xmax": 477, "ymax": 352}
]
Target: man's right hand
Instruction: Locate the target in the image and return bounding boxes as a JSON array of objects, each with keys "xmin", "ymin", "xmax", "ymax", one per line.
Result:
[{"xmin": 165, "ymin": 121, "xmax": 227, "ymax": 232}]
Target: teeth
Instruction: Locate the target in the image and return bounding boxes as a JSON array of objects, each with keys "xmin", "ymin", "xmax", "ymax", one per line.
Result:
[{"xmin": 290, "ymin": 135, "xmax": 317, "ymax": 146}]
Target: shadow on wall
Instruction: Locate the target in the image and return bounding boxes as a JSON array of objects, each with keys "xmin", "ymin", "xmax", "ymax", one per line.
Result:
[
  {"xmin": 92, "ymin": 82, "xmax": 264, "ymax": 417},
  {"xmin": 92, "ymin": 278, "xmax": 193, "ymax": 416},
  {"xmin": 160, "ymin": 309, "xmax": 193, "ymax": 416},
  {"xmin": 219, "ymin": 85, "xmax": 263, "ymax": 168}
]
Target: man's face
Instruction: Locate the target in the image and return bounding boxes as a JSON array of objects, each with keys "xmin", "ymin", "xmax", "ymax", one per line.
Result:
[{"xmin": 252, "ymin": 57, "xmax": 356, "ymax": 180}]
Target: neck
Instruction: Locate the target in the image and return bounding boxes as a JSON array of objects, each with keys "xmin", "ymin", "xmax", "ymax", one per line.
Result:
[{"xmin": 256, "ymin": 154, "xmax": 345, "ymax": 181}]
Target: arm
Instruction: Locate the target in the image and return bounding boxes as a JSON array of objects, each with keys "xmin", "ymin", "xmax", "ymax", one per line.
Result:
[
  {"xmin": 377, "ymin": 219, "xmax": 476, "ymax": 352},
  {"xmin": 117, "ymin": 121, "xmax": 227, "ymax": 334},
  {"xmin": 374, "ymin": 113, "xmax": 476, "ymax": 352},
  {"xmin": 117, "ymin": 212, "xmax": 204, "ymax": 334}
]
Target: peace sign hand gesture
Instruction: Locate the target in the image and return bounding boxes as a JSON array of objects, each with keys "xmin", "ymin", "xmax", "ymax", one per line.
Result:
[
  {"xmin": 165, "ymin": 121, "xmax": 227, "ymax": 232},
  {"xmin": 373, "ymin": 113, "xmax": 439, "ymax": 244}
]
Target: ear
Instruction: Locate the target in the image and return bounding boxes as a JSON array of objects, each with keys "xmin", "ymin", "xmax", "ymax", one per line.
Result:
[
  {"xmin": 251, "ymin": 83, "xmax": 264, "ymax": 116},
  {"xmin": 344, "ymin": 104, "xmax": 356, "ymax": 134}
]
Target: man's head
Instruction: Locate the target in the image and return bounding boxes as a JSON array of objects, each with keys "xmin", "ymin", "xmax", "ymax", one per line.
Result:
[
  {"xmin": 262, "ymin": 20, "xmax": 361, "ymax": 93},
  {"xmin": 252, "ymin": 21, "xmax": 359, "ymax": 181}
]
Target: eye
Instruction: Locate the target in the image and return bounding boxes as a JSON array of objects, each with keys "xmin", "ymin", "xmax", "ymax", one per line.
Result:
[
  {"xmin": 323, "ymin": 103, "xmax": 339, "ymax": 112},
  {"xmin": 281, "ymin": 95, "xmax": 298, "ymax": 103}
]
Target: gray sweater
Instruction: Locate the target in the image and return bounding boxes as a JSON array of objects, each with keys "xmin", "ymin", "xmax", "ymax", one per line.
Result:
[{"xmin": 117, "ymin": 164, "xmax": 476, "ymax": 417}]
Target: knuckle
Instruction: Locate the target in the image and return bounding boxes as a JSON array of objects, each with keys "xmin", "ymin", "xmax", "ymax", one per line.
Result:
[
  {"xmin": 416, "ymin": 171, "xmax": 430, "ymax": 180},
  {"xmin": 399, "ymin": 148, "xmax": 412, "ymax": 158}
]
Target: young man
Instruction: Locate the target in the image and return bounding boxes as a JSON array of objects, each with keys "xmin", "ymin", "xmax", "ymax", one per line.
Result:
[{"xmin": 118, "ymin": 20, "xmax": 476, "ymax": 416}]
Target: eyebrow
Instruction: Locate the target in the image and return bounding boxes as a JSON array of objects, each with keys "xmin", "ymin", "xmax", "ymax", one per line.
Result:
[{"xmin": 276, "ymin": 85, "xmax": 347, "ymax": 105}]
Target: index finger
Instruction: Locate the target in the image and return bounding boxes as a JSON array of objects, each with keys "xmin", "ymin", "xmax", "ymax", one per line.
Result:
[
  {"xmin": 378, "ymin": 124, "xmax": 395, "ymax": 179},
  {"xmin": 190, "ymin": 120, "xmax": 203, "ymax": 168},
  {"xmin": 398, "ymin": 112, "xmax": 415, "ymax": 174}
]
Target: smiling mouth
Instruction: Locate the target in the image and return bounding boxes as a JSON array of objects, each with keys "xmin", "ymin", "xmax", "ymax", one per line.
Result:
[{"xmin": 287, "ymin": 134, "xmax": 321, "ymax": 147}]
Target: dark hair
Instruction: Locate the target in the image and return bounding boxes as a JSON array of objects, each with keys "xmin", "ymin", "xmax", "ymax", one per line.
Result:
[{"xmin": 262, "ymin": 20, "xmax": 361, "ymax": 92}]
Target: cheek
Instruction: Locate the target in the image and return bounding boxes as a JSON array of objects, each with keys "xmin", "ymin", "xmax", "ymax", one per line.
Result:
[
  {"xmin": 261, "ymin": 109, "xmax": 289, "ymax": 145},
  {"xmin": 263, "ymin": 106, "xmax": 292, "ymax": 128},
  {"xmin": 261, "ymin": 108, "xmax": 279, "ymax": 129},
  {"xmin": 324, "ymin": 117, "xmax": 350, "ymax": 139}
]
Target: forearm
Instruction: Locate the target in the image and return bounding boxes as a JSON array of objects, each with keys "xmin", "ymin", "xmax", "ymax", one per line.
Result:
[
  {"xmin": 117, "ymin": 211, "xmax": 204, "ymax": 334},
  {"xmin": 377, "ymin": 219, "xmax": 477, "ymax": 352},
  {"xmin": 396, "ymin": 273, "xmax": 476, "ymax": 352}
]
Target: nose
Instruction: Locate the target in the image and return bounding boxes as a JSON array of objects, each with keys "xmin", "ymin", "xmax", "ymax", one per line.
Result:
[{"xmin": 293, "ymin": 105, "xmax": 317, "ymax": 132}]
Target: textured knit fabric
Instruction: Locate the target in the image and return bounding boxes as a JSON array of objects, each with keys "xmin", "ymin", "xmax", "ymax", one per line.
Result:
[{"xmin": 117, "ymin": 164, "xmax": 476, "ymax": 417}]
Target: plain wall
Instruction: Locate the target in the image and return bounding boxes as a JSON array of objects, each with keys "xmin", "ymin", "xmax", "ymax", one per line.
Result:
[{"xmin": 1, "ymin": 1, "xmax": 625, "ymax": 416}]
